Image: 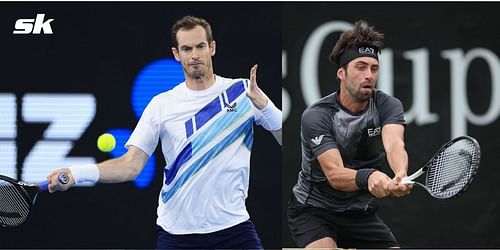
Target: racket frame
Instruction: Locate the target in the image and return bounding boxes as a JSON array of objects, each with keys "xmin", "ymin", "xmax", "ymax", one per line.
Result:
[
  {"xmin": 0, "ymin": 175, "xmax": 46, "ymax": 228},
  {"xmin": 401, "ymin": 135, "xmax": 481, "ymax": 199}
]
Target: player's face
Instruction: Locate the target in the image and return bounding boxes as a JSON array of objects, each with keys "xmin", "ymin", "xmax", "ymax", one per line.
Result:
[
  {"xmin": 341, "ymin": 57, "xmax": 379, "ymax": 101},
  {"xmin": 172, "ymin": 25, "xmax": 216, "ymax": 80}
]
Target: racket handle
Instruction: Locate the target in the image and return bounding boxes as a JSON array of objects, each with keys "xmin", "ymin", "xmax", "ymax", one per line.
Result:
[
  {"xmin": 401, "ymin": 177, "xmax": 415, "ymax": 185},
  {"xmin": 38, "ymin": 173, "xmax": 69, "ymax": 192},
  {"xmin": 38, "ymin": 180, "xmax": 49, "ymax": 191}
]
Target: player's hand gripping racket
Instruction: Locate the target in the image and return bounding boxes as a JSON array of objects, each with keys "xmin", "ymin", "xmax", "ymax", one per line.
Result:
[
  {"xmin": 401, "ymin": 136, "xmax": 480, "ymax": 199},
  {"xmin": 0, "ymin": 173, "xmax": 69, "ymax": 227}
]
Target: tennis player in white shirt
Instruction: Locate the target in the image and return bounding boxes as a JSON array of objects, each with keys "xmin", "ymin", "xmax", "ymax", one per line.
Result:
[{"xmin": 47, "ymin": 15, "xmax": 281, "ymax": 249}]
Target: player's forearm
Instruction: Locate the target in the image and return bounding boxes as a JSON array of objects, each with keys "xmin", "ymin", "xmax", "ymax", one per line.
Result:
[
  {"xmin": 249, "ymin": 89, "xmax": 268, "ymax": 110},
  {"xmin": 97, "ymin": 155, "xmax": 143, "ymax": 183},
  {"xmin": 386, "ymin": 139, "xmax": 409, "ymax": 177},
  {"xmin": 257, "ymin": 99, "xmax": 282, "ymax": 132},
  {"xmin": 382, "ymin": 124, "xmax": 408, "ymax": 177},
  {"xmin": 324, "ymin": 167, "xmax": 359, "ymax": 192}
]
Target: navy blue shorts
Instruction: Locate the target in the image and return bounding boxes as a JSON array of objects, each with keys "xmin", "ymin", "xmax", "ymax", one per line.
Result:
[{"xmin": 156, "ymin": 220, "xmax": 263, "ymax": 249}]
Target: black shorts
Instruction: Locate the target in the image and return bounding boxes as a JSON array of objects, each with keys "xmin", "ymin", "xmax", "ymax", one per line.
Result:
[{"xmin": 287, "ymin": 195, "xmax": 399, "ymax": 248}]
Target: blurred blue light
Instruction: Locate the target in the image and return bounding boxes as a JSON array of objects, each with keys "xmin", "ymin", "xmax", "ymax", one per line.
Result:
[
  {"xmin": 131, "ymin": 59, "xmax": 184, "ymax": 119},
  {"xmin": 118, "ymin": 59, "xmax": 184, "ymax": 189}
]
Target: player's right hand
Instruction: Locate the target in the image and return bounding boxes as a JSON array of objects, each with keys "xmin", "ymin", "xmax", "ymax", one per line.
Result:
[
  {"xmin": 47, "ymin": 168, "xmax": 75, "ymax": 193},
  {"xmin": 367, "ymin": 171, "xmax": 393, "ymax": 198}
]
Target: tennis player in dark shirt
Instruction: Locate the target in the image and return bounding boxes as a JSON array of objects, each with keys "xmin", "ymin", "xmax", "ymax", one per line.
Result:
[{"xmin": 287, "ymin": 20, "xmax": 413, "ymax": 248}]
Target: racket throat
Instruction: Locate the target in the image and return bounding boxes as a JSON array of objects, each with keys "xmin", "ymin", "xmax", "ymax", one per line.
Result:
[{"xmin": 402, "ymin": 168, "xmax": 426, "ymax": 184}]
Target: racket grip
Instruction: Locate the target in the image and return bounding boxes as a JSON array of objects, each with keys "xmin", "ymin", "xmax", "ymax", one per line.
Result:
[
  {"xmin": 38, "ymin": 180, "xmax": 49, "ymax": 191},
  {"xmin": 401, "ymin": 177, "xmax": 415, "ymax": 185},
  {"xmin": 38, "ymin": 173, "xmax": 69, "ymax": 192}
]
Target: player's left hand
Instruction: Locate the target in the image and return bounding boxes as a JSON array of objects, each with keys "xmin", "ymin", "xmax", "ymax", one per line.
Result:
[
  {"xmin": 247, "ymin": 64, "xmax": 269, "ymax": 109},
  {"xmin": 390, "ymin": 173, "xmax": 413, "ymax": 197}
]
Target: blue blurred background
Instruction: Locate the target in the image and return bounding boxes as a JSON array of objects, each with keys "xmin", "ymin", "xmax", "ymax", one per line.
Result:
[{"xmin": 0, "ymin": 3, "xmax": 281, "ymax": 248}]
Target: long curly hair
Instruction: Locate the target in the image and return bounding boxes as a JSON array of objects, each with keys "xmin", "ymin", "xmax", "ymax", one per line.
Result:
[{"xmin": 329, "ymin": 20, "xmax": 384, "ymax": 66}]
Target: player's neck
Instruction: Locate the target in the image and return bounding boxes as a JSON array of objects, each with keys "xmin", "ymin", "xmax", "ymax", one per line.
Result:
[
  {"xmin": 185, "ymin": 72, "xmax": 216, "ymax": 91},
  {"xmin": 337, "ymin": 87, "xmax": 368, "ymax": 113}
]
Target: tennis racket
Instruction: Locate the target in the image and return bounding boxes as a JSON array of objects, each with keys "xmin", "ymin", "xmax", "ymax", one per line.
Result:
[
  {"xmin": 401, "ymin": 136, "xmax": 481, "ymax": 199},
  {"xmin": 0, "ymin": 173, "xmax": 68, "ymax": 227}
]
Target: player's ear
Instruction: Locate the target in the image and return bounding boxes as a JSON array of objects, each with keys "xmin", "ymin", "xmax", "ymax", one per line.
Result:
[
  {"xmin": 210, "ymin": 40, "xmax": 216, "ymax": 56},
  {"xmin": 337, "ymin": 67, "xmax": 345, "ymax": 81},
  {"xmin": 172, "ymin": 47, "xmax": 180, "ymax": 61}
]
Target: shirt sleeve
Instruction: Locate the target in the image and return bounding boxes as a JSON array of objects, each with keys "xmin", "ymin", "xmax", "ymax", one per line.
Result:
[
  {"xmin": 376, "ymin": 91, "xmax": 406, "ymax": 126},
  {"xmin": 252, "ymin": 98, "xmax": 282, "ymax": 131},
  {"xmin": 125, "ymin": 96, "xmax": 160, "ymax": 156},
  {"xmin": 244, "ymin": 78, "xmax": 282, "ymax": 131},
  {"xmin": 301, "ymin": 106, "xmax": 337, "ymax": 158}
]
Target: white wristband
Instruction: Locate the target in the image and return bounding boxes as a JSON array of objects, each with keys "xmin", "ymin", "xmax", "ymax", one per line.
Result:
[
  {"xmin": 259, "ymin": 100, "xmax": 282, "ymax": 131},
  {"xmin": 68, "ymin": 164, "xmax": 100, "ymax": 185}
]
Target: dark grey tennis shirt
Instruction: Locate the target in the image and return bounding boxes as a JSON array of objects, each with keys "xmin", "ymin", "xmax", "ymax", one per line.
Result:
[{"xmin": 292, "ymin": 89, "xmax": 406, "ymax": 213}]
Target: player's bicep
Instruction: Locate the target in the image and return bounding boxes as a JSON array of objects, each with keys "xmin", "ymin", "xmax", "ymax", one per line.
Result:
[
  {"xmin": 124, "ymin": 145, "xmax": 150, "ymax": 172},
  {"xmin": 381, "ymin": 124, "xmax": 405, "ymax": 151},
  {"xmin": 97, "ymin": 145, "xmax": 150, "ymax": 183}
]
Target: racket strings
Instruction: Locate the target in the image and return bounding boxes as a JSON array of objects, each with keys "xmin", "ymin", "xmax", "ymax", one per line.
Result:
[
  {"xmin": 426, "ymin": 140, "xmax": 479, "ymax": 198},
  {"xmin": 0, "ymin": 180, "xmax": 31, "ymax": 227}
]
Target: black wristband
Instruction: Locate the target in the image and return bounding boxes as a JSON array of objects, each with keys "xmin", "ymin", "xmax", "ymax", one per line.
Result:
[{"xmin": 355, "ymin": 168, "xmax": 377, "ymax": 190}]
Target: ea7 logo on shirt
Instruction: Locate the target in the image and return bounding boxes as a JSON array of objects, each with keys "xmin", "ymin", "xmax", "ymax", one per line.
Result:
[
  {"xmin": 225, "ymin": 102, "xmax": 237, "ymax": 112},
  {"xmin": 13, "ymin": 14, "xmax": 54, "ymax": 34},
  {"xmin": 367, "ymin": 127, "xmax": 381, "ymax": 137},
  {"xmin": 311, "ymin": 135, "xmax": 324, "ymax": 146}
]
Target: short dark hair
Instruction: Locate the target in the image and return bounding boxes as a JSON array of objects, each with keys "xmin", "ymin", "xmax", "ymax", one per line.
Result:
[
  {"xmin": 171, "ymin": 16, "xmax": 213, "ymax": 49},
  {"xmin": 329, "ymin": 20, "xmax": 384, "ymax": 66}
]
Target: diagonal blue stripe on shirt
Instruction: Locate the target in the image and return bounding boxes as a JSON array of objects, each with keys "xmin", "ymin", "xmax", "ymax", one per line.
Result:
[
  {"xmin": 184, "ymin": 80, "xmax": 246, "ymax": 138},
  {"xmin": 161, "ymin": 117, "xmax": 254, "ymax": 204},
  {"xmin": 185, "ymin": 119, "xmax": 193, "ymax": 139},
  {"xmin": 164, "ymin": 143, "xmax": 192, "ymax": 185},
  {"xmin": 226, "ymin": 80, "xmax": 245, "ymax": 104},
  {"xmin": 195, "ymin": 98, "xmax": 221, "ymax": 133},
  {"xmin": 163, "ymin": 97, "xmax": 252, "ymax": 186},
  {"xmin": 191, "ymin": 98, "xmax": 251, "ymax": 152}
]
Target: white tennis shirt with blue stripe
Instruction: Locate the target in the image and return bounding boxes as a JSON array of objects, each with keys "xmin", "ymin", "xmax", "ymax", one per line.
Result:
[{"xmin": 126, "ymin": 75, "xmax": 277, "ymax": 234}]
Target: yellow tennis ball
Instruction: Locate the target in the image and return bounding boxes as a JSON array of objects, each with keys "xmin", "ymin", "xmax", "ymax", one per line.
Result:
[{"xmin": 97, "ymin": 133, "xmax": 116, "ymax": 152}]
